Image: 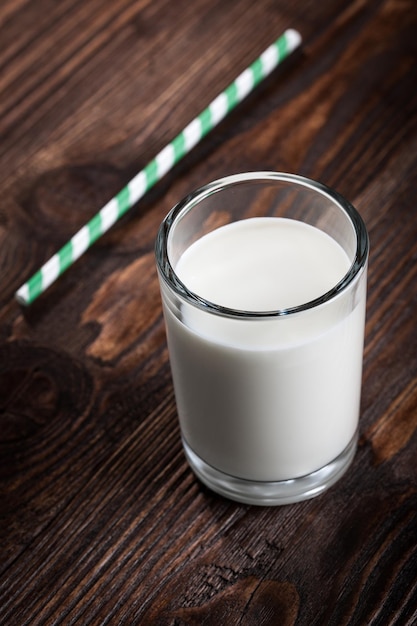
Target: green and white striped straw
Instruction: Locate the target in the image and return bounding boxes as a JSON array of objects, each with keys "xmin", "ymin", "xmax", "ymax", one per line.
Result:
[{"xmin": 16, "ymin": 28, "xmax": 301, "ymax": 305}]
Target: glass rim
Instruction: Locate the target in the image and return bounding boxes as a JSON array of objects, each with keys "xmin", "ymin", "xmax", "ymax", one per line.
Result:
[{"xmin": 155, "ymin": 171, "xmax": 369, "ymax": 319}]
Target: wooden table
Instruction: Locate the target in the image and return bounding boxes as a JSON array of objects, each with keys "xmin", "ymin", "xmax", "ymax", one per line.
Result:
[{"xmin": 1, "ymin": 1, "xmax": 416, "ymax": 624}]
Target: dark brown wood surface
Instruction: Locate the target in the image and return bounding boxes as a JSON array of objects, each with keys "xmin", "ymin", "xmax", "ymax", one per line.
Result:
[{"xmin": 1, "ymin": 1, "xmax": 416, "ymax": 624}]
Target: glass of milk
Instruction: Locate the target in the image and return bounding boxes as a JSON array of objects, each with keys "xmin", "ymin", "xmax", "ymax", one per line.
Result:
[{"xmin": 155, "ymin": 172, "xmax": 369, "ymax": 505}]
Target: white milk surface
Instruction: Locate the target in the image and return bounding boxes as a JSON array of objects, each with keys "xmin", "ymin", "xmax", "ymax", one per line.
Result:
[{"xmin": 164, "ymin": 217, "xmax": 366, "ymax": 481}]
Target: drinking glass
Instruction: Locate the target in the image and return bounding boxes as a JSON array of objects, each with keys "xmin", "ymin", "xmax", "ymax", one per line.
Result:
[{"xmin": 155, "ymin": 172, "xmax": 369, "ymax": 505}]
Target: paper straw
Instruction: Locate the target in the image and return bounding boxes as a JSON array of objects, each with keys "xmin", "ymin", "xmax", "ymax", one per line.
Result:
[{"xmin": 15, "ymin": 28, "xmax": 301, "ymax": 305}]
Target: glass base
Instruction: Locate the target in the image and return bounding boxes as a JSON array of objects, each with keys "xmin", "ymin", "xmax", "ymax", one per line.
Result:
[{"xmin": 182, "ymin": 432, "xmax": 358, "ymax": 506}]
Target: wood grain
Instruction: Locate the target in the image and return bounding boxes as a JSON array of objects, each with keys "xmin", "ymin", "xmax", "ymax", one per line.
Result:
[{"xmin": 0, "ymin": 0, "xmax": 416, "ymax": 624}]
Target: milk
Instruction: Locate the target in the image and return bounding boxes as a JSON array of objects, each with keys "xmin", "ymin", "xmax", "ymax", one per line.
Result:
[{"xmin": 162, "ymin": 217, "xmax": 366, "ymax": 482}]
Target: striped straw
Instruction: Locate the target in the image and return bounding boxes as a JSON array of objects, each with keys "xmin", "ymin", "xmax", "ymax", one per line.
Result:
[{"xmin": 15, "ymin": 28, "xmax": 301, "ymax": 305}]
